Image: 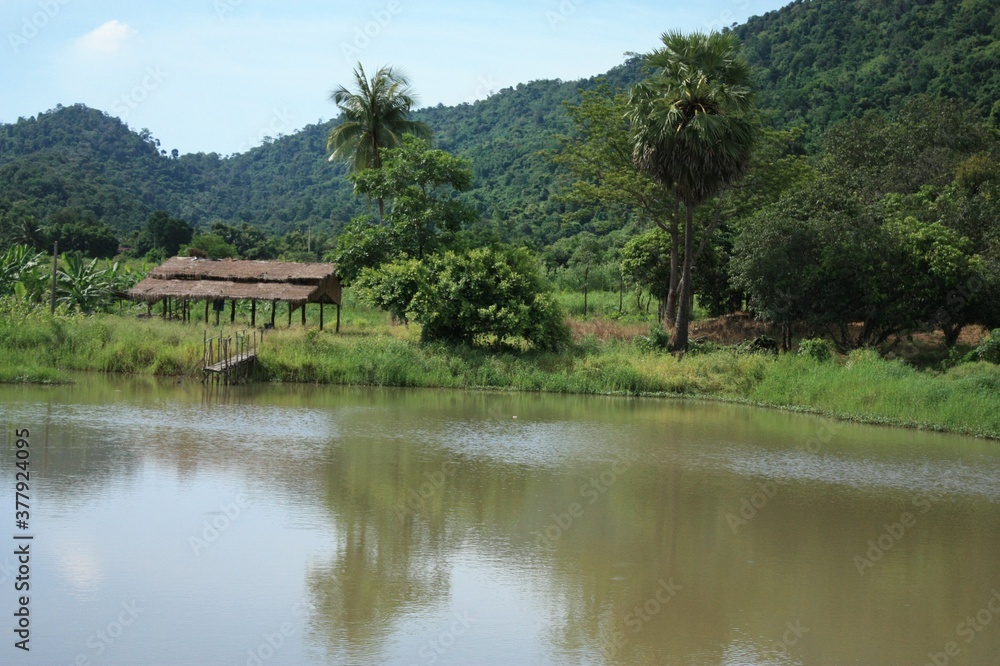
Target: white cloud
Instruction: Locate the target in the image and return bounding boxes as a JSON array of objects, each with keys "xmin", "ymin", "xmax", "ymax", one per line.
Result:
[{"xmin": 75, "ymin": 20, "xmax": 137, "ymax": 55}]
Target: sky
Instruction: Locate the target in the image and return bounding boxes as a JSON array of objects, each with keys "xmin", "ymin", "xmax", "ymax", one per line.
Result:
[{"xmin": 1, "ymin": 0, "xmax": 791, "ymax": 156}]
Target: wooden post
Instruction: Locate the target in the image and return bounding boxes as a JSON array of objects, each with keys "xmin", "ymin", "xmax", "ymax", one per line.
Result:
[
  {"xmin": 215, "ymin": 300, "xmax": 220, "ymax": 326},
  {"xmin": 50, "ymin": 241, "xmax": 58, "ymax": 314},
  {"xmin": 163, "ymin": 299, "xmax": 168, "ymax": 318},
  {"xmin": 287, "ymin": 302, "xmax": 292, "ymax": 328},
  {"xmin": 251, "ymin": 299, "xmax": 256, "ymax": 327},
  {"xmin": 230, "ymin": 299, "xmax": 236, "ymax": 324},
  {"xmin": 270, "ymin": 301, "xmax": 276, "ymax": 327},
  {"xmin": 336, "ymin": 303, "xmax": 341, "ymax": 333},
  {"xmin": 205, "ymin": 299, "xmax": 210, "ymax": 323},
  {"xmin": 301, "ymin": 302, "xmax": 306, "ymax": 326},
  {"xmin": 320, "ymin": 303, "xmax": 324, "ymax": 331}
]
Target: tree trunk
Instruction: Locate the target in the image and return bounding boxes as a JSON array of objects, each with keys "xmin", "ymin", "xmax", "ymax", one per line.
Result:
[
  {"xmin": 943, "ymin": 322, "xmax": 963, "ymax": 348},
  {"xmin": 664, "ymin": 206, "xmax": 681, "ymax": 329},
  {"xmin": 671, "ymin": 203, "xmax": 695, "ymax": 351},
  {"xmin": 583, "ymin": 265, "xmax": 589, "ymax": 318}
]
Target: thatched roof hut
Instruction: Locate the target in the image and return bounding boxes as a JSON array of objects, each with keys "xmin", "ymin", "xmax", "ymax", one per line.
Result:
[
  {"xmin": 126, "ymin": 257, "xmax": 342, "ymax": 329},
  {"xmin": 128, "ymin": 257, "xmax": 341, "ymax": 306}
]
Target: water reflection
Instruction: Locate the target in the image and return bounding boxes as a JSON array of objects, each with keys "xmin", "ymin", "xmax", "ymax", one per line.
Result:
[{"xmin": 1, "ymin": 377, "xmax": 999, "ymax": 665}]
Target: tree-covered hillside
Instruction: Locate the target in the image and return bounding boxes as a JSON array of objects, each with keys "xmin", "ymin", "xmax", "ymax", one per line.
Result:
[
  {"xmin": 0, "ymin": 0, "xmax": 997, "ymax": 247},
  {"xmin": 736, "ymin": 0, "xmax": 1000, "ymax": 141}
]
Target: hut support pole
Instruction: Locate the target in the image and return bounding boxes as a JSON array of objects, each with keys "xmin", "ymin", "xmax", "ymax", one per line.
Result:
[
  {"xmin": 215, "ymin": 302, "xmax": 220, "ymax": 326},
  {"xmin": 336, "ymin": 303, "xmax": 341, "ymax": 333},
  {"xmin": 251, "ymin": 300, "xmax": 256, "ymax": 327},
  {"xmin": 320, "ymin": 303, "xmax": 324, "ymax": 331},
  {"xmin": 162, "ymin": 299, "xmax": 167, "ymax": 319},
  {"xmin": 301, "ymin": 302, "xmax": 306, "ymax": 326},
  {"xmin": 270, "ymin": 301, "xmax": 276, "ymax": 327},
  {"xmin": 230, "ymin": 299, "xmax": 236, "ymax": 324},
  {"xmin": 205, "ymin": 300, "xmax": 210, "ymax": 323},
  {"xmin": 287, "ymin": 302, "xmax": 292, "ymax": 328}
]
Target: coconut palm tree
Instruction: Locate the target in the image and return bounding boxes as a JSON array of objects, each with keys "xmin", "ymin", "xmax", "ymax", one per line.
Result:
[
  {"xmin": 326, "ymin": 64, "xmax": 432, "ymax": 221},
  {"xmin": 627, "ymin": 31, "xmax": 757, "ymax": 350}
]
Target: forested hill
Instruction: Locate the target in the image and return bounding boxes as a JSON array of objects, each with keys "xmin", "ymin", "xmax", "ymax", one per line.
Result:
[
  {"xmin": 1, "ymin": 0, "xmax": 997, "ymax": 246},
  {"xmin": 736, "ymin": 0, "xmax": 1000, "ymax": 141}
]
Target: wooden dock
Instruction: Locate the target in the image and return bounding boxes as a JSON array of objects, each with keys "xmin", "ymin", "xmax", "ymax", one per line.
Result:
[{"xmin": 202, "ymin": 329, "xmax": 262, "ymax": 384}]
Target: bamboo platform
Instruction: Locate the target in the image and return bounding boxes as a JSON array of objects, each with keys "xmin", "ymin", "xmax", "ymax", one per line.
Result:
[{"xmin": 202, "ymin": 329, "xmax": 262, "ymax": 384}]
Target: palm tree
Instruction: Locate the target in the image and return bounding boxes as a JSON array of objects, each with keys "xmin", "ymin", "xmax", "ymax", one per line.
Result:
[
  {"xmin": 627, "ymin": 31, "xmax": 757, "ymax": 350},
  {"xmin": 326, "ymin": 64, "xmax": 432, "ymax": 221}
]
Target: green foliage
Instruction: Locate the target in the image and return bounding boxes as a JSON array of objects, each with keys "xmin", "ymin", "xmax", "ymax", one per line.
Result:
[
  {"xmin": 797, "ymin": 337, "xmax": 836, "ymax": 363},
  {"xmin": 43, "ymin": 207, "xmax": 119, "ymax": 258},
  {"xmin": 141, "ymin": 210, "xmax": 193, "ymax": 257},
  {"xmin": 367, "ymin": 246, "xmax": 570, "ymax": 350},
  {"xmin": 186, "ymin": 233, "xmax": 237, "ymax": 259},
  {"xmin": 354, "ymin": 258, "xmax": 424, "ymax": 324},
  {"xmin": 636, "ymin": 322, "xmax": 671, "ymax": 353},
  {"xmin": 977, "ymin": 329, "xmax": 1000, "ymax": 364},
  {"xmin": 348, "ymin": 136, "xmax": 478, "ymax": 259}
]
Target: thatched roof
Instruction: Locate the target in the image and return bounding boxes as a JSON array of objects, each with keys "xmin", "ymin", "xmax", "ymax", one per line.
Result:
[
  {"xmin": 149, "ymin": 256, "xmax": 334, "ymax": 283},
  {"xmin": 126, "ymin": 257, "xmax": 341, "ymax": 305}
]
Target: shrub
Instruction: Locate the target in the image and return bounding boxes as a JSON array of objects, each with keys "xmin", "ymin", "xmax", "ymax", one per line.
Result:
[
  {"xmin": 636, "ymin": 322, "xmax": 670, "ymax": 352},
  {"xmin": 797, "ymin": 337, "xmax": 836, "ymax": 363},
  {"xmin": 976, "ymin": 329, "xmax": 1000, "ymax": 364}
]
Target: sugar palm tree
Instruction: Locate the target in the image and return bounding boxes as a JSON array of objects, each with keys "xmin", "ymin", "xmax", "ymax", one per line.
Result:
[
  {"xmin": 628, "ymin": 31, "xmax": 757, "ymax": 350},
  {"xmin": 326, "ymin": 64, "xmax": 432, "ymax": 221}
]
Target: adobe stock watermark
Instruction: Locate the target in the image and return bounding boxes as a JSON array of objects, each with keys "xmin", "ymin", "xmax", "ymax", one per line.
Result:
[
  {"xmin": 243, "ymin": 597, "xmax": 313, "ymax": 666},
  {"xmin": 546, "ymin": 0, "xmax": 587, "ymax": 31},
  {"xmin": 394, "ymin": 462, "xmax": 455, "ymax": 524},
  {"xmin": 726, "ymin": 418, "xmax": 840, "ymax": 533},
  {"xmin": 923, "ymin": 589, "xmax": 1000, "ymax": 666},
  {"xmin": 8, "ymin": 0, "xmax": 73, "ymax": 53},
  {"xmin": 419, "ymin": 610, "xmax": 474, "ymax": 665},
  {"xmin": 340, "ymin": 1, "xmax": 404, "ymax": 62},
  {"xmin": 188, "ymin": 493, "xmax": 252, "ymax": 556},
  {"xmin": 533, "ymin": 455, "xmax": 631, "ymax": 546},
  {"xmin": 236, "ymin": 108, "xmax": 296, "ymax": 154},
  {"xmin": 853, "ymin": 482, "xmax": 949, "ymax": 576},
  {"xmin": 703, "ymin": 0, "xmax": 751, "ymax": 32},
  {"xmin": 70, "ymin": 600, "xmax": 144, "ymax": 665},
  {"xmin": 463, "ymin": 75, "xmax": 503, "ymax": 105},
  {"xmin": 214, "ymin": 0, "xmax": 245, "ymax": 21},
  {"xmin": 772, "ymin": 618, "xmax": 809, "ymax": 655},
  {"xmin": 111, "ymin": 66, "xmax": 169, "ymax": 121}
]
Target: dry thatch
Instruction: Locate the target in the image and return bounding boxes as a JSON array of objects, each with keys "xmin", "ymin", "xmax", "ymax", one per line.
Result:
[{"xmin": 127, "ymin": 257, "xmax": 341, "ymax": 305}]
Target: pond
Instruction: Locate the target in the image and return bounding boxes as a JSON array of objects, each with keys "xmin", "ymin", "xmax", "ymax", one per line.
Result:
[{"xmin": 1, "ymin": 376, "xmax": 999, "ymax": 665}]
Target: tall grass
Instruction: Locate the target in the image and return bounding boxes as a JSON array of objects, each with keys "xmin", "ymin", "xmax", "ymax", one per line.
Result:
[{"xmin": 2, "ymin": 299, "xmax": 999, "ymax": 438}]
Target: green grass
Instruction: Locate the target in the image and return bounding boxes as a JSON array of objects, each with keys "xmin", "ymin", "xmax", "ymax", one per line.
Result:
[{"xmin": 2, "ymin": 300, "xmax": 999, "ymax": 439}]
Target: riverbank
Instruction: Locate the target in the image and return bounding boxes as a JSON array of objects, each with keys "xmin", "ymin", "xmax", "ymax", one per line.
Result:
[{"xmin": 2, "ymin": 307, "xmax": 999, "ymax": 439}]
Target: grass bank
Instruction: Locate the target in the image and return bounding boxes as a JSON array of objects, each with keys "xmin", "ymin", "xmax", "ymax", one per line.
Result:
[{"xmin": 2, "ymin": 303, "xmax": 999, "ymax": 439}]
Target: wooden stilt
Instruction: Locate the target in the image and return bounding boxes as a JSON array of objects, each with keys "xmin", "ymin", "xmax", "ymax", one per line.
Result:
[
  {"xmin": 205, "ymin": 299, "xmax": 210, "ymax": 323},
  {"xmin": 251, "ymin": 299, "xmax": 256, "ymax": 327},
  {"xmin": 288, "ymin": 302, "xmax": 292, "ymax": 328},
  {"xmin": 301, "ymin": 302, "xmax": 306, "ymax": 326},
  {"xmin": 270, "ymin": 300, "xmax": 276, "ymax": 327},
  {"xmin": 320, "ymin": 303, "xmax": 324, "ymax": 331},
  {"xmin": 230, "ymin": 299, "xmax": 236, "ymax": 324},
  {"xmin": 336, "ymin": 303, "xmax": 341, "ymax": 333}
]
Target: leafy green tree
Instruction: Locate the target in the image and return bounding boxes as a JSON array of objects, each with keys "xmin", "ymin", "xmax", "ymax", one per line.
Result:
[
  {"xmin": 358, "ymin": 246, "xmax": 568, "ymax": 349},
  {"xmin": 187, "ymin": 233, "xmax": 237, "ymax": 259},
  {"xmin": 349, "ymin": 136, "xmax": 477, "ymax": 259},
  {"xmin": 628, "ymin": 31, "xmax": 758, "ymax": 350},
  {"xmin": 142, "ymin": 211, "xmax": 193, "ymax": 257},
  {"xmin": 43, "ymin": 208, "xmax": 119, "ymax": 259},
  {"xmin": 326, "ymin": 64, "xmax": 432, "ymax": 221},
  {"xmin": 555, "ymin": 85, "xmax": 682, "ymax": 325},
  {"xmin": 334, "ymin": 137, "xmax": 479, "ymax": 281}
]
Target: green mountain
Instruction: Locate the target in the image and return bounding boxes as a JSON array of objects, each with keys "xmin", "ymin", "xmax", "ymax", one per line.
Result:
[{"xmin": 1, "ymin": 0, "xmax": 997, "ymax": 249}]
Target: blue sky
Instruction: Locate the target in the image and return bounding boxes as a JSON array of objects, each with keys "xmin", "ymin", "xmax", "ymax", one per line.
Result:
[{"xmin": 2, "ymin": 0, "xmax": 790, "ymax": 156}]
